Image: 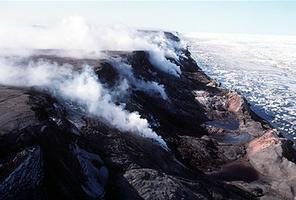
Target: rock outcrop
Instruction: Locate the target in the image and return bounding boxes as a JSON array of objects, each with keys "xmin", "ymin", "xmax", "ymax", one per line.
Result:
[{"xmin": 0, "ymin": 32, "xmax": 295, "ymax": 200}]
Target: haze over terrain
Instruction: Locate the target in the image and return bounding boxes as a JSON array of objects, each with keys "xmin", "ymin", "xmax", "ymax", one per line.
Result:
[{"xmin": 1, "ymin": 1, "xmax": 296, "ymax": 35}]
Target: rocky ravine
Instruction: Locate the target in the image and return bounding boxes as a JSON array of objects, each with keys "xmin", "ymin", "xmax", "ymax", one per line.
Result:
[{"xmin": 0, "ymin": 32, "xmax": 296, "ymax": 200}]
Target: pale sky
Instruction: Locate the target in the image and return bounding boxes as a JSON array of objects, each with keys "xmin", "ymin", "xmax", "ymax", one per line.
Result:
[{"xmin": 0, "ymin": 1, "xmax": 296, "ymax": 35}]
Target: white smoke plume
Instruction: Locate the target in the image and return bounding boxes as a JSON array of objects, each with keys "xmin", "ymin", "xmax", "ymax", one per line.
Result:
[
  {"xmin": 111, "ymin": 58, "xmax": 168, "ymax": 100},
  {"xmin": 0, "ymin": 16, "xmax": 189, "ymax": 148},
  {"xmin": 0, "ymin": 16, "xmax": 184, "ymax": 77},
  {"xmin": 0, "ymin": 58, "xmax": 167, "ymax": 147},
  {"xmin": 148, "ymin": 51, "xmax": 181, "ymax": 77}
]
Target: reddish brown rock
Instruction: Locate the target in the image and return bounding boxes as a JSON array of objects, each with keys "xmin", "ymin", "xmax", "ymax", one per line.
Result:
[
  {"xmin": 247, "ymin": 130, "xmax": 296, "ymax": 199},
  {"xmin": 227, "ymin": 92, "xmax": 246, "ymax": 113},
  {"xmin": 247, "ymin": 130, "xmax": 280, "ymax": 155}
]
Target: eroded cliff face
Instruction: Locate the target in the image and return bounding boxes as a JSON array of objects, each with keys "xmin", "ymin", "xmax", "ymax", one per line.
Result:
[{"xmin": 0, "ymin": 32, "xmax": 295, "ymax": 200}]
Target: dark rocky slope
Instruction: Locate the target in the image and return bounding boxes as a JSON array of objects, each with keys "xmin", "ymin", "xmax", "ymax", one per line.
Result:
[{"xmin": 1, "ymin": 33, "xmax": 296, "ymax": 200}]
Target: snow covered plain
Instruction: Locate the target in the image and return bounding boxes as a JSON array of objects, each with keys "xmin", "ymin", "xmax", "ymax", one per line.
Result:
[{"xmin": 186, "ymin": 33, "xmax": 296, "ymax": 140}]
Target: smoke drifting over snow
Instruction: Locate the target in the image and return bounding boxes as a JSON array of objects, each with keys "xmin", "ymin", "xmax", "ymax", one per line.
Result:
[{"xmin": 0, "ymin": 59, "xmax": 167, "ymax": 147}]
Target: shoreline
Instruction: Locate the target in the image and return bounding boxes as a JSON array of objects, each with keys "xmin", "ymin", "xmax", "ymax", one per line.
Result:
[{"xmin": 186, "ymin": 34, "xmax": 296, "ymax": 142}]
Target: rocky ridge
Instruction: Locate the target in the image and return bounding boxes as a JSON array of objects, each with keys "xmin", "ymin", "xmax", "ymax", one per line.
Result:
[{"xmin": 0, "ymin": 32, "xmax": 295, "ymax": 200}]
